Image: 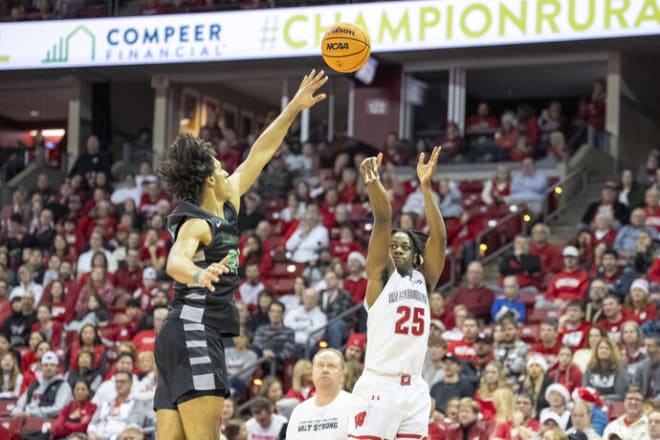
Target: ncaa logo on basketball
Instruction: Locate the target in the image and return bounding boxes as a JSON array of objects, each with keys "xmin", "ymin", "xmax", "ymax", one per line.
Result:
[{"xmin": 326, "ymin": 42, "xmax": 349, "ymax": 51}]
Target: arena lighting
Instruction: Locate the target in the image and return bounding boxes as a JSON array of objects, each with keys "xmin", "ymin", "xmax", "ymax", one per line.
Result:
[
  {"xmin": 554, "ymin": 186, "xmax": 564, "ymax": 195},
  {"xmin": 286, "ymin": 264, "xmax": 296, "ymax": 273},
  {"xmin": 29, "ymin": 110, "xmax": 40, "ymax": 117},
  {"xmin": 29, "ymin": 130, "xmax": 38, "ymax": 136},
  {"xmin": 364, "ymin": 223, "xmax": 372, "ymax": 231},
  {"xmin": 478, "ymin": 243, "xmax": 488, "ymax": 255},
  {"xmin": 253, "ymin": 378, "xmax": 263, "ymax": 386},
  {"xmin": 509, "ymin": 205, "xmax": 519, "ymax": 213},
  {"xmin": 523, "ymin": 214, "xmax": 532, "ymax": 222},
  {"xmin": 41, "ymin": 129, "xmax": 65, "ymax": 137},
  {"xmin": 318, "ymin": 341, "xmax": 328, "ymax": 348},
  {"xmin": 487, "ymin": 219, "xmax": 497, "ymax": 228},
  {"xmin": 179, "ymin": 118, "xmax": 190, "ymax": 125}
]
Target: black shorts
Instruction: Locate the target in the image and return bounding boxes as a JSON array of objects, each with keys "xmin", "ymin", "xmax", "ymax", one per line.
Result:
[{"xmin": 154, "ymin": 318, "xmax": 230, "ymax": 411}]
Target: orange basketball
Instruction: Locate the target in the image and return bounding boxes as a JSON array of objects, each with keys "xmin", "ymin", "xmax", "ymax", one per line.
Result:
[{"xmin": 321, "ymin": 23, "xmax": 371, "ymax": 74}]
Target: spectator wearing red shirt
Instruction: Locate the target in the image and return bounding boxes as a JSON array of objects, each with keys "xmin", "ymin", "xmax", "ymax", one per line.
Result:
[
  {"xmin": 343, "ymin": 252, "xmax": 367, "ymax": 305},
  {"xmin": 587, "ymin": 79, "xmax": 606, "ymax": 131},
  {"xmin": 139, "ymin": 181, "xmax": 168, "ymax": 215},
  {"xmin": 473, "ymin": 361, "xmax": 507, "ymax": 422},
  {"xmin": 0, "ymin": 279, "xmax": 10, "ymax": 324},
  {"xmin": 52, "ymin": 379, "xmax": 97, "ymax": 438},
  {"xmin": 624, "ymin": 278, "xmax": 657, "ymax": 324},
  {"xmin": 447, "ymin": 316, "xmax": 479, "ymax": 363},
  {"xmin": 597, "ymin": 294, "xmax": 632, "ymax": 344},
  {"xmin": 446, "ymin": 261, "xmax": 495, "ymax": 322},
  {"xmin": 328, "ymin": 226, "xmax": 362, "ymax": 262},
  {"xmin": 381, "ymin": 131, "xmax": 409, "ymax": 165},
  {"xmin": 591, "ymin": 212, "xmax": 618, "ymax": 247},
  {"xmin": 430, "ymin": 291, "xmax": 455, "ymax": 331},
  {"xmin": 114, "ymin": 249, "xmax": 143, "ymax": 297},
  {"xmin": 438, "ymin": 121, "xmax": 463, "ymax": 161},
  {"xmin": 337, "ymin": 168, "xmax": 358, "ymax": 204},
  {"xmin": 132, "ymin": 307, "xmax": 165, "ymax": 353},
  {"xmin": 480, "ymin": 165, "xmax": 511, "ymax": 206},
  {"xmin": 593, "ymin": 248, "xmax": 632, "ymax": 300},
  {"xmin": 111, "ymin": 300, "xmax": 142, "ymax": 342},
  {"xmin": 499, "ymin": 234, "xmax": 541, "ymax": 290},
  {"xmin": 67, "ymin": 324, "xmax": 107, "ymax": 373},
  {"xmin": 547, "ymin": 346, "xmax": 583, "ymax": 394},
  {"xmin": 133, "ymin": 267, "xmax": 161, "ymax": 311},
  {"xmin": 444, "ymin": 398, "xmax": 491, "ymax": 440},
  {"xmin": 466, "ymin": 102, "xmax": 499, "ymax": 133},
  {"xmin": 140, "ymin": 228, "xmax": 167, "ymax": 272},
  {"xmin": 558, "ymin": 300, "xmax": 591, "ymax": 349},
  {"xmin": 531, "ymin": 320, "xmax": 562, "ymax": 370},
  {"xmin": 31, "ymin": 304, "xmax": 63, "ymax": 349},
  {"xmin": 544, "ymin": 246, "xmax": 590, "ymax": 306},
  {"xmin": 529, "ymin": 223, "xmax": 563, "ymax": 282},
  {"xmin": 285, "ymin": 360, "xmax": 315, "ymax": 403},
  {"xmin": 215, "ymin": 139, "xmax": 241, "ymax": 173}
]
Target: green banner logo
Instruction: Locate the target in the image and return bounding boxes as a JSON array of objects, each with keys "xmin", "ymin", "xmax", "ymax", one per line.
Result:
[{"xmin": 42, "ymin": 25, "xmax": 95, "ymax": 63}]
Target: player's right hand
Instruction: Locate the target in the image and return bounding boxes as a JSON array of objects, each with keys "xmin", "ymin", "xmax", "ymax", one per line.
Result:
[
  {"xmin": 197, "ymin": 255, "xmax": 231, "ymax": 292},
  {"xmin": 360, "ymin": 153, "xmax": 382, "ymax": 184}
]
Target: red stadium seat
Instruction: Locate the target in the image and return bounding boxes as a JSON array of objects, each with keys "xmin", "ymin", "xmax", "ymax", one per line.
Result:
[
  {"xmin": 527, "ymin": 307, "xmax": 561, "ymax": 323},
  {"xmin": 0, "ymin": 417, "xmax": 22, "ymax": 438},
  {"xmin": 264, "ymin": 277, "xmax": 295, "ymax": 296},
  {"xmin": 269, "ymin": 262, "xmax": 304, "ymax": 278},
  {"xmin": 607, "ymin": 401, "xmax": 625, "ymax": 420},
  {"xmin": 264, "ymin": 235, "xmax": 284, "ymax": 250},
  {"xmin": 520, "ymin": 324, "xmax": 541, "ymax": 343},
  {"xmin": 0, "ymin": 400, "xmax": 17, "ymax": 417},
  {"xmin": 21, "ymin": 417, "xmax": 54, "ymax": 433}
]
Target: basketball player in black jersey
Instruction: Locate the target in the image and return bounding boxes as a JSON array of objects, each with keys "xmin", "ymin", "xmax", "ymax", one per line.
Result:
[{"xmin": 155, "ymin": 69, "xmax": 327, "ymax": 440}]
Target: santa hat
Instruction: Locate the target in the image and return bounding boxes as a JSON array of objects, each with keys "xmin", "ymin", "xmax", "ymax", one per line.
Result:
[
  {"xmin": 545, "ymin": 383, "xmax": 570, "ymax": 404},
  {"xmin": 347, "ymin": 252, "xmax": 366, "ymax": 268},
  {"xmin": 571, "ymin": 386, "xmax": 604, "ymax": 408},
  {"xmin": 346, "ymin": 333, "xmax": 366, "ymax": 352}
]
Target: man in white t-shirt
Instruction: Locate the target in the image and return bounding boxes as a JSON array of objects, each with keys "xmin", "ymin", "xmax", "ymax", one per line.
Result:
[
  {"xmin": 286, "ymin": 348, "xmax": 352, "ymax": 440},
  {"xmin": 246, "ymin": 396, "xmax": 287, "ymax": 440}
]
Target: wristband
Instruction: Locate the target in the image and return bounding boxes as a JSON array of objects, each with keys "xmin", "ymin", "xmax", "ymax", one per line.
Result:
[{"xmin": 192, "ymin": 270, "xmax": 202, "ymax": 284}]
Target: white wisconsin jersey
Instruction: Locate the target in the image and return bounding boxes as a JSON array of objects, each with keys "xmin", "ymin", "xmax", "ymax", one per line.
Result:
[{"xmin": 364, "ymin": 269, "xmax": 430, "ymax": 375}]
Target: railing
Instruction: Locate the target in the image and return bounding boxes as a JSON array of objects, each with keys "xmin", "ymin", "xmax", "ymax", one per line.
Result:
[
  {"xmin": 436, "ymin": 252, "xmax": 457, "ymax": 293},
  {"xmin": 476, "ymin": 209, "xmax": 526, "ymax": 264},
  {"xmin": 304, "ymin": 302, "xmax": 363, "ymax": 359},
  {"xmin": 228, "ymin": 354, "xmax": 275, "ymax": 384},
  {"xmin": 542, "ymin": 167, "xmax": 588, "ymax": 221}
]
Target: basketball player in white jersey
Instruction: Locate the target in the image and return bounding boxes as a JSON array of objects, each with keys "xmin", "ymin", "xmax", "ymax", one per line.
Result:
[{"xmin": 348, "ymin": 147, "xmax": 446, "ymax": 440}]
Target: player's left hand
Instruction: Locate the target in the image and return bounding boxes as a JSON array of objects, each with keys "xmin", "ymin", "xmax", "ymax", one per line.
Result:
[
  {"xmin": 290, "ymin": 69, "xmax": 328, "ymax": 111},
  {"xmin": 417, "ymin": 146, "xmax": 441, "ymax": 187}
]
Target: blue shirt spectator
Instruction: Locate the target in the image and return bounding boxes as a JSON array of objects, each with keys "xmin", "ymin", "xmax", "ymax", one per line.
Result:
[{"xmin": 491, "ymin": 275, "xmax": 527, "ymax": 323}]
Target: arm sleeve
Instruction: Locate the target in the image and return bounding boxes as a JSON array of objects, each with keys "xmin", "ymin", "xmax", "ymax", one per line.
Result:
[{"xmin": 285, "ymin": 230, "xmax": 303, "ymax": 251}]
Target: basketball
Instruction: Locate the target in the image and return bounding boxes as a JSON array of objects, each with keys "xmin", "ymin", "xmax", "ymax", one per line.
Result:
[{"xmin": 321, "ymin": 23, "xmax": 371, "ymax": 74}]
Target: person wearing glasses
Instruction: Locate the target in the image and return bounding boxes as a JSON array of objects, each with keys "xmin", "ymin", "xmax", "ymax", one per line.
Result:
[{"xmin": 602, "ymin": 386, "xmax": 649, "ymax": 440}]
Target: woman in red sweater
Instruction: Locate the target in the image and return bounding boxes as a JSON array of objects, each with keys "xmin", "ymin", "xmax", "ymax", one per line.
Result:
[
  {"xmin": 285, "ymin": 359, "xmax": 315, "ymax": 402},
  {"xmin": 66, "ymin": 324, "xmax": 107, "ymax": 373},
  {"xmin": 52, "ymin": 379, "xmax": 97, "ymax": 438},
  {"xmin": 474, "ymin": 361, "xmax": 508, "ymax": 421},
  {"xmin": 548, "ymin": 345, "xmax": 583, "ymax": 393}
]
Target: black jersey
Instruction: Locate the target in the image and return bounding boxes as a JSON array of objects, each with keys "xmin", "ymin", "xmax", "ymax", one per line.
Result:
[{"xmin": 166, "ymin": 200, "xmax": 240, "ymax": 336}]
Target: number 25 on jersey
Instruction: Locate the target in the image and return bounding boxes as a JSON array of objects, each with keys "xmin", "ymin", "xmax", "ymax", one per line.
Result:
[{"xmin": 394, "ymin": 305, "xmax": 425, "ymax": 336}]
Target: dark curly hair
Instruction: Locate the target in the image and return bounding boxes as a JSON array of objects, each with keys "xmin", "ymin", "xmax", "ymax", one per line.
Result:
[
  {"xmin": 392, "ymin": 228, "xmax": 426, "ymax": 268},
  {"xmin": 157, "ymin": 134, "xmax": 216, "ymax": 202}
]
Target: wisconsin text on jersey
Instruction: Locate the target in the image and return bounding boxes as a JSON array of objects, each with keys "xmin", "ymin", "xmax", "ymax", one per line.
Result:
[{"xmin": 388, "ymin": 289, "xmax": 426, "ymax": 303}]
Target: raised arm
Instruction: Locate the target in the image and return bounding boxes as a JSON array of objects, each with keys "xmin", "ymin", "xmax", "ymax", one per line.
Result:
[
  {"xmin": 418, "ymin": 147, "xmax": 447, "ymax": 289},
  {"xmin": 166, "ymin": 218, "xmax": 230, "ymax": 292},
  {"xmin": 361, "ymin": 153, "xmax": 395, "ymax": 308},
  {"xmin": 228, "ymin": 70, "xmax": 328, "ymax": 203}
]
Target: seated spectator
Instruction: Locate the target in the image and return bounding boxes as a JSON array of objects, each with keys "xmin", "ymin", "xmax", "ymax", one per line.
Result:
[
  {"xmin": 247, "ymin": 290, "xmax": 274, "ymax": 334},
  {"xmin": 246, "ymin": 397, "xmax": 287, "ymax": 440},
  {"xmin": 77, "ymin": 231, "xmax": 117, "ymax": 275},
  {"xmin": 401, "ymin": 181, "xmax": 440, "ymax": 218},
  {"xmin": 494, "ymin": 315, "xmax": 529, "ymax": 384},
  {"xmin": 618, "ymin": 168, "xmax": 645, "ymax": 210},
  {"xmin": 633, "ymin": 335, "xmax": 659, "ymax": 399},
  {"xmin": 482, "ymin": 165, "xmax": 513, "ymax": 208},
  {"xmin": 633, "ymin": 229, "xmax": 656, "ymax": 274},
  {"xmin": 10, "ymin": 264, "xmax": 43, "ymax": 304},
  {"xmin": 113, "ymin": 249, "xmax": 143, "ymax": 298},
  {"xmin": 566, "ymin": 401, "xmax": 600, "ymax": 440},
  {"xmin": 76, "ymin": 264, "xmax": 116, "ymax": 314},
  {"xmin": 253, "ymin": 301, "xmax": 296, "ymax": 375},
  {"xmin": 423, "ymin": 336, "xmax": 447, "ymax": 387},
  {"xmin": 585, "ymin": 280, "xmax": 608, "ymax": 323},
  {"xmin": 466, "ymin": 102, "xmax": 499, "ymax": 133},
  {"xmin": 591, "ymin": 212, "xmax": 618, "ymax": 248},
  {"xmin": 491, "ymin": 276, "xmax": 527, "ymax": 324},
  {"xmin": 594, "ymin": 248, "xmax": 634, "ymax": 299},
  {"xmin": 602, "ymin": 386, "xmax": 649, "ymax": 439},
  {"xmin": 506, "ymin": 392, "xmax": 542, "ymax": 439},
  {"xmin": 132, "ymin": 307, "xmax": 165, "ymax": 353},
  {"xmin": 558, "ymin": 301, "xmax": 591, "ymax": 349},
  {"xmin": 69, "ymin": 292, "xmax": 110, "ymax": 332},
  {"xmin": 505, "ymin": 158, "xmax": 547, "ymax": 216},
  {"xmin": 571, "ymin": 386, "xmax": 608, "ymax": 435},
  {"xmin": 32, "ymin": 303, "xmax": 63, "ymax": 350},
  {"xmin": 65, "ymin": 349, "xmax": 103, "ymax": 393},
  {"xmin": 517, "ymin": 354, "xmax": 552, "ymax": 415},
  {"xmin": 597, "ymin": 295, "xmax": 631, "ymax": 343},
  {"xmin": 474, "ymin": 361, "xmax": 508, "ymax": 422},
  {"xmin": 444, "ymin": 397, "xmax": 490, "ymax": 440},
  {"xmin": 319, "ymin": 271, "xmax": 353, "ymax": 349},
  {"xmin": 92, "ymin": 353, "xmax": 138, "ymax": 406},
  {"xmin": 446, "ymin": 261, "xmax": 495, "ymax": 322},
  {"xmin": 437, "ymin": 179, "xmax": 463, "ymax": 219},
  {"xmin": 67, "ymin": 324, "xmax": 108, "ymax": 374},
  {"xmin": 87, "ymin": 371, "xmax": 146, "ymax": 439},
  {"xmin": 226, "ymin": 326, "xmax": 257, "ymax": 401},
  {"xmin": 443, "ymin": 305, "xmax": 468, "ymax": 342},
  {"xmin": 548, "ymin": 345, "xmax": 583, "ymax": 394},
  {"xmin": 542, "ymin": 246, "xmax": 590, "ymax": 307},
  {"xmin": 0, "ymin": 351, "xmax": 23, "ymax": 398},
  {"xmin": 238, "ymin": 263, "xmax": 265, "ymax": 307},
  {"xmin": 1, "ymin": 291, "xmax": 36, "ymax": 346},
  {"xmin": 613, "ymin": 208, "xmax": 656, "ymax": 258},
  {"xmin": 12, "ymin": 351, "xmax": 72, "ymax": 418},
  {"xmin": 447, "ymin": 315, "xmax": 480, "ymax": 363},
  {"xmin": 573, "ymin": 325, "xmax": 608, "ymax": 373},
  {"xmin": 430, "ymin": 354, "xmax": 476, "ymax": 415},
  {"xmin": 343, "ymin": 252, "xmax": 367, "ymax": 306},
  {"xmin": 20, "ymin": 331, "xmax": 45, "ymax": 373},
  {"xmin": 644, "ymin": 186, "xmax": 660, "ymax": 232},
  {"xmin": 343, "ymin": 333, "xmax": 366, "ymax": 365},
  {"xmin": 499, "ymin": 234, "xmax": 541, "ymax": 290},
  {"xmin": 328, "ymin": 226, "xmax": 362, "ymax": 262},
  {"xmin": 52, "ymin": 379, "xmax": 97, "ymax": 439},
  {"xmin": 538, "ymin": 384, "xmax": 571, "ymax": 431},
  {"xmin": 531, "ymin": 320, "xmax": 562, "ymax": 370},
  {"xmin": 285, "ymin": 206, "xmax": 329, "ymax": 264},
  {"xmin": 285, "ymin": 359, "xmax": 314, "ymax": 403},
  {"xmin": 582, "ymin": 181, "xmax": 630, "ymax": 230},
  {"xmin": 529, "ymin": 223, "xmax": 563, "ymax": 281},
  {"xmin": 283, "ymin": 288, "xmax": 327, "ymax": 358},
  {"xmin": 582, "ymin": 337, "xmax": 628, "ymax": 402},
  {"xmin": 133, "ymin": 351, "xmax": 157, "ymax": 421},
  {"xmin": 621, "ymin": 321, "xmax": 647, "ymax": 381}
]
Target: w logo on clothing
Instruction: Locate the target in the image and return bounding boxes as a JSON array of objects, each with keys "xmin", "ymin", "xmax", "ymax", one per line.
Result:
[{"xmin": 354, "ymin": 411, "xmax": 367, "ymax": 428}]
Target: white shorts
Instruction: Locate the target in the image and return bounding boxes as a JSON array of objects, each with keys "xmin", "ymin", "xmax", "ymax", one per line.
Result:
[{"xmin": 348, "ymin": 369, "xmax": 430, "ymax": 440}]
